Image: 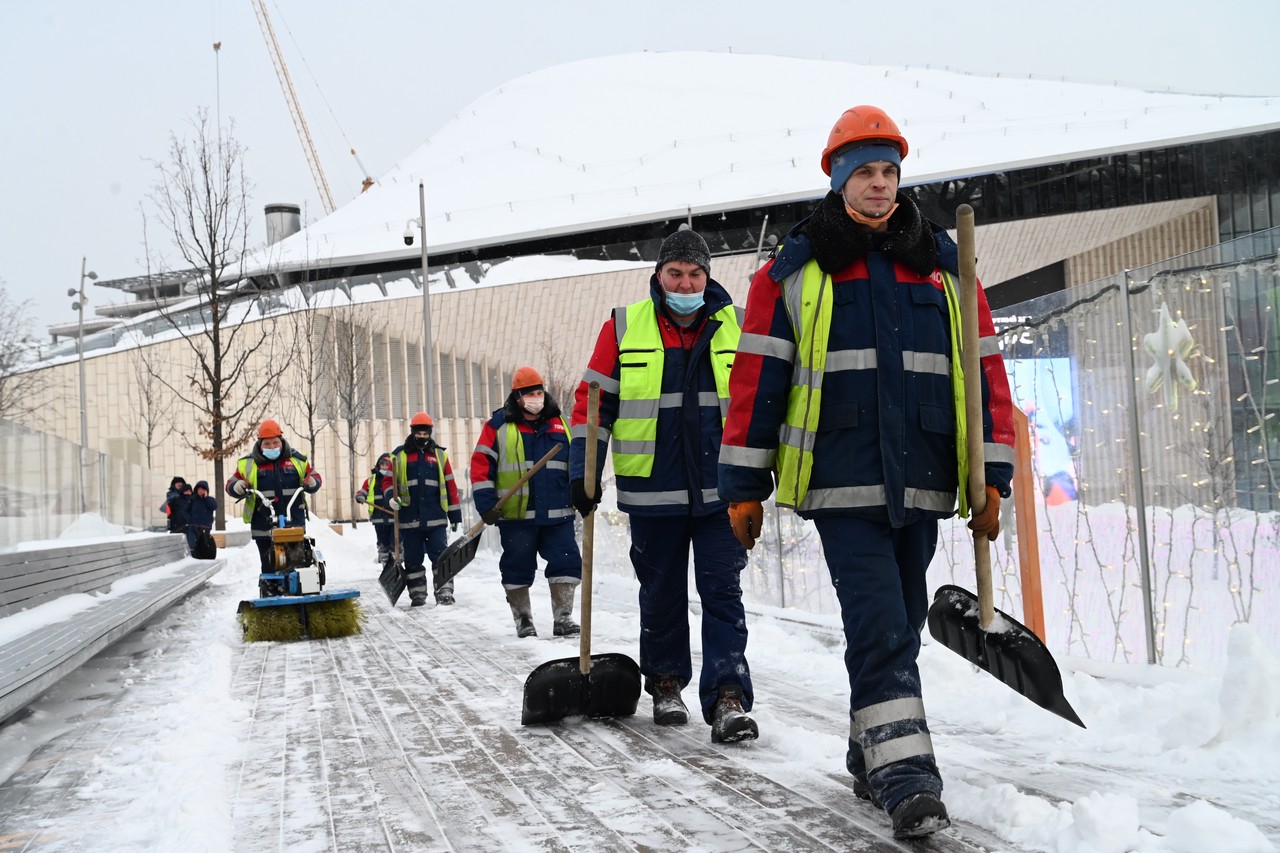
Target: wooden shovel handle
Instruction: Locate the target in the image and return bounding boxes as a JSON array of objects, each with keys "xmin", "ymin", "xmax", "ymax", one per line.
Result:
[
  {"xmin": 580, "ymin": 382, "xmax": 600, "ymax": 674},
  {"xmin": 957, "ymin": 205, "xmax": 995, "ymax": 629}
]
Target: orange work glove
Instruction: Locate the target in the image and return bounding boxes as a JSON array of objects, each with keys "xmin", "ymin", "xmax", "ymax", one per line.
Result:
[
  {"xmin": 728, "ymin": 501, "xmax": 764, "ymax": 550},
  {"xmin": 967, "ymin": 486, "xmax": 1002, "ymax": 541}
]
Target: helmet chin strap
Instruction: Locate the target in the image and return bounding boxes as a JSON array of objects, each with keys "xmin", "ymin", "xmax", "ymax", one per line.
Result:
[{"xmin": 843, "ymin": 196, "xmax": 899, "ymax": 228}]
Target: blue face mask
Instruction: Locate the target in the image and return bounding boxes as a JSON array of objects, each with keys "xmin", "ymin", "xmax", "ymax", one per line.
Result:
[
  {"xmin": 262, "ymin": 447, "xmax": 282, "ymax": 461},
  {"xmin": 665, "ymin": 291, "xmax": 705, "ymax": 315}
]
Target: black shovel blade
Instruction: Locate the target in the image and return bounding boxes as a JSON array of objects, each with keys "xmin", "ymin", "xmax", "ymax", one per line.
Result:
[
  {"xmin": 432, "ymin": 529, "xmax": 483, "ymax": 590},
  {"xmin": 928, "ymin": 584, "xmax": 1085, "ymax": 728},
  {"xmin": 521, "ymin": 653, "xmax": 642, "ymax": 726},
  {"xmin": 379, "ymin": 559, "xmax": 406, "ymax": 605}
]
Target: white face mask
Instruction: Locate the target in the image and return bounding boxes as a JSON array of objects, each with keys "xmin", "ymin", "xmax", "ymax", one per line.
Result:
[{"xmin": 522, "ymin": 393, "xmax": 545, "ymax": 415}]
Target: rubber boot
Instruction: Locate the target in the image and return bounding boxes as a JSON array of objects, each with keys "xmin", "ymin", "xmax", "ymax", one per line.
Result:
[
  {"xmin": 549, "ymin": 582, "xmax": 580, "ymax": 637},
  {"xmin": 505, "ymin": 587, "xmax": 537, "ymax": 638}
]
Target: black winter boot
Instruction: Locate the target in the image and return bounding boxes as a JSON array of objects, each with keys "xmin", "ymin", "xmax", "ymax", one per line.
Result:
[
  {"xmin": 890, "ymin": 792, "xmax": 950, "ymax": 839},
  {"xmin": 651, "ymin": 677, "xmax": 688, "ymax": 726},
  {"xmin": 710, "ymin": 685, "xmax": 758, "ymax": 744}
]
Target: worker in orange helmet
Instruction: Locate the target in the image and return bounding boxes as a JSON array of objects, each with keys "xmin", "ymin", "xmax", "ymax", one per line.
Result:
[
  {"xmin": 226, "ymin": 418, "xmax": 322, "ymax": 573},
  {"xmin": 717, "ymin": 105, "xmax": 1015, "ymax": 839},
  {"xmin": 385, "ymin": 412, "xmax": 463, "ymax": 606},
  {"xmin": 470, "ymin": 366, "xmax": 580, "ymax": 638}
]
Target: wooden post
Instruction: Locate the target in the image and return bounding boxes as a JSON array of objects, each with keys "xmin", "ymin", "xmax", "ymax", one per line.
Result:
[{"xmin": 1011, "ymin": 406, "xmax": 1047, "ymax": 642}]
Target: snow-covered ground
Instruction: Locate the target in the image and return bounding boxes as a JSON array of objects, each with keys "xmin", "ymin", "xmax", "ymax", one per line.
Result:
[{"xmin": 0, "ymin": 520, "xmax": 1277, "ymax": 851}]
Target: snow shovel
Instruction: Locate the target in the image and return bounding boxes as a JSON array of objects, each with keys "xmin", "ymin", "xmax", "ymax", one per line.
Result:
[
  {"xmin": 521, "ymin": 381, "xmax": 641, "ymax": 725},
  {"xmin": 926, "ymin": 205, "xmax": 1085, "ymax": 729},
  {"xmin": 432, "ymin": 444, "xmax": 564, "ymax": 590},
  {"xmin": 376, "ymin": 506, "xmax": 407, "ymax": 605}
]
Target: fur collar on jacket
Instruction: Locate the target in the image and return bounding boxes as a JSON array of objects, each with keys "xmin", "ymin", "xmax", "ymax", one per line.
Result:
[{"xmin": 806, "ymin": 190, "xmax": 937, "ymax": 277}]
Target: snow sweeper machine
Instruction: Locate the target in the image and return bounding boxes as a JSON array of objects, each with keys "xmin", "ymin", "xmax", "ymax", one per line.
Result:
[{"xmin": 237, "ymin": 487, "xmax": 363, "ymax": 642}]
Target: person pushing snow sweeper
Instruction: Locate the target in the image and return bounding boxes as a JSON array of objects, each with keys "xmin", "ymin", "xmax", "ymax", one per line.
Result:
[
  {"xmin": 226, "ymin": 418, "xmax": 323, "ymax": 573},
  {"xmin": 226, "ymin": 418, "xmax": 359, "ymax": 642},
  {"xmin": 716, "ymin": 104, "xmax": 1015, "ymax": 839}
]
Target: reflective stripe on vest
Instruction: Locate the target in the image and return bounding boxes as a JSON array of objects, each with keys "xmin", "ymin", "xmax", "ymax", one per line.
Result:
[
  {"xmin": 612, "ymin": 299, "xmax": 741, "ymax": 478},
  {"xmin": 774, "ymin": 261, "xmax": 969, "ymax": 513},
  {"xmin": 237, "ymin": 456, "xmax": 308, "ymax": 523},
  {"xmin": 495, "ymin": 418, "xmax": 570, "ymax": 520},
  {"xmin": 394, "ymin": 448, "xmax": 449, "ymax": 513}
]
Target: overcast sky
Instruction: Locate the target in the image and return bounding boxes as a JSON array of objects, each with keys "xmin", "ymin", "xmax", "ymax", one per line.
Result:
[{"xmin": 3, "ymin": 0, "xmax": 1278, "ymax": 336}]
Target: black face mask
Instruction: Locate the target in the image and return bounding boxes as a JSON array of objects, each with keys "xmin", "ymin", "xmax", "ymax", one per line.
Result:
[{"xmin": 413, "ymin": 434, "xmax": 431, "ymax": 449}]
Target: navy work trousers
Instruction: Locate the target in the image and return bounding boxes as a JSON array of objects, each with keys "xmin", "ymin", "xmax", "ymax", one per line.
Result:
[
  {"xmin": 628, "ymin": 512, "xmax": 751, "ymax": 724},
  {"xmin": 814, "ymin": 515, "xmax": 943, "ymax": 812},
  {"xmin": 401, "ymin": 525, "xmax": 451, "ymax": 596},
  {"xmin": 498, "ymin": 520, "xmax": 582, "ymax": 587}
]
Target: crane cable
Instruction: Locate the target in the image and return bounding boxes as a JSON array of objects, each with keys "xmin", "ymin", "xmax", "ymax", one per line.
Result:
[{"xmin": 266, "ymin": 0, "xmax": 376, "ymax": 192}]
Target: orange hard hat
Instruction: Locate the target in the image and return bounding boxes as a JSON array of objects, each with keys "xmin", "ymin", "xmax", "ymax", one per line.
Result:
[
  {"xmin": 820, "ymin": 105, "xmax": 909, "ymax": 177},
  {"xmin": 511, "ymin": 365, "xmax": 544, "ymax": 391},
  {"xmin": 410, "ymin": 412, "xmax": 433, "ymax": 428},
  {"xmin": 258, "ymin": 418, "xmax": 283, "ymax": 439}
]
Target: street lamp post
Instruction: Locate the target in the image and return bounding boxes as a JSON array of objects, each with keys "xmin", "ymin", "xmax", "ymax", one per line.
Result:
[
  {"xmin": 404, "ymin": 181, "xmax": 436, "ymax": 416},
  {"xmin": 67, "ymin": 257, "xmax": 97, "ymax": 513}
]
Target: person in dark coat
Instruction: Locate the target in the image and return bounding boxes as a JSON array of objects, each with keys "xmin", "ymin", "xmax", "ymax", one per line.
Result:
[
  {"xmin": 717, "ymin": 105, "xmax": 1016, "ymax": 840},
  {"xmin": 470, "ymin": 366, "xmax": 580, "ymax": 638},
  {"xmin": 163, "ymin": 476, "xmax": 191, "ymax": 534},
  {"xmin": 225, "ymin": 419, "xmax": 322, "ymax": 573},
  {"xmin": 568, "ymin": 227, "xmax": 758, "ymax": 745},
  {"xmin": 185, "ymin": 481, "xmax": 219, "ymax": 553}
]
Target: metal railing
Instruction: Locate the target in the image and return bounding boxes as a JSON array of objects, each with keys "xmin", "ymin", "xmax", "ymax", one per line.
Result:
[{"xmin": 0, "ymin": 419, "xmax": 173, "ymax": 550}]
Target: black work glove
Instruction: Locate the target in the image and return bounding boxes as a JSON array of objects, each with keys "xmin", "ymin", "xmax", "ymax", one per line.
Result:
[
  {"xmin": 569, "ymin": 478, "xmax": 600, "ymax": 518},
  {"xmin": 481, "ymin": 507, "xmax": 500, "ymax": 525}
]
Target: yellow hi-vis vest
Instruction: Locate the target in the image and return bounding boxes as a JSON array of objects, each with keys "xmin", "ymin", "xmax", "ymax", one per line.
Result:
[
  {"xmin": 612, "ymin": 299, "xmax": 741, "ymax": 478},
  {"xmin": 494, "ymin": 418, "xmax": 571, "ymax": 519},
  {"xmin": 774, "ymin": 261, "xmax": 971, "ymax": 515},
  {"xmin": 236, "ymin": 456, "xmax": 309, "ymax": 523},
  {"xmin": 393, "ymin": 447, "xmax": 449, "ymax": 513}
]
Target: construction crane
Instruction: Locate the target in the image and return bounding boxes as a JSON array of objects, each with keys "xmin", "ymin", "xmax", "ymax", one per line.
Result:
[{"xmin": 252, "ymin": 0, "xmax": 336, "ymax": 214}]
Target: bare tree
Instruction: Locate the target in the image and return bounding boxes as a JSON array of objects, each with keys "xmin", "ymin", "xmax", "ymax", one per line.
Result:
[
  {"xmin": 537, "ymin": 340, "xmax": 579, "ymax": 412},
  {"xmin": 332, "ymin": 308, "xmax": 373, "ymax": 524},
  {"xmin": 284, "ymin": 291, "xmax": 335, "ymax": 461},
  {"xmin": 0, "ymin": 282, "xmax": 47, "ymax": 424},
  {"xmin": 144, "ymin": 110, "xmax": 292, "ymax": 528},
  {"xmin": 123, "ymin": 344, "xmax": 176, "ymax": 468}
]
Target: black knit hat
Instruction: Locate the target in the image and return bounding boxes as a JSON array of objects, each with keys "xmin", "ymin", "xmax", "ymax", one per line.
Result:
[{"xmin": 655, "ymin": 227, "xmax": 711, "ymax": 275}]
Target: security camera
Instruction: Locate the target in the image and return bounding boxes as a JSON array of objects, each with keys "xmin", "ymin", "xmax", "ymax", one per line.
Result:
[{"xmin": 403, "ymin": 226, "xmax": 415, "ymax": 246}]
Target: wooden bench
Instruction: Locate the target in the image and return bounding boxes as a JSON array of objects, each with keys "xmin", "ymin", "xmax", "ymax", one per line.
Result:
[
  {"xmin": 211, "ymin": 528, "xmax": 252, "ymax": 548},
  {"xmin": 0, "ymin": 536, "xmax": 223, "ymax": 723}
]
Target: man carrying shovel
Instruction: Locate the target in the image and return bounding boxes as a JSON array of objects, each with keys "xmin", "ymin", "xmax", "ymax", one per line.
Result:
[
  {"xmin": 389, "ymin": 412, "xmax": 463, "ymax": 607},
  {"xmin": 471, "ymin": 366, "xmax": 581, "ymax": 639},
  {"xmin": 569, "ymin": 227, "xmax": 758, "ymax": 745},
  {"xmin": 717, "ymin": 105, "xmax": 1015, "ymax": 839}
]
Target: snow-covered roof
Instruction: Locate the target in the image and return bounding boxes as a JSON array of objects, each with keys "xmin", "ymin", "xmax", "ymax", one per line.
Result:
[{"xmin": 260, "ymin": 51, "xmax": 1280, "ymax": 273}]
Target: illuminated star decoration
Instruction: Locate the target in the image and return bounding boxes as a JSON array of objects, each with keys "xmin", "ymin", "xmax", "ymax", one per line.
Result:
[{"xmin": 1142, "ymin": 301, "xmax": 1198, "ymax": 412}]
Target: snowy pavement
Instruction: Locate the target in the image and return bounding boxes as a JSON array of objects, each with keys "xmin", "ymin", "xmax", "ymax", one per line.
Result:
[{"xmin": 0, "ymin": 522, "xmax": 1276, "ymax": 852}]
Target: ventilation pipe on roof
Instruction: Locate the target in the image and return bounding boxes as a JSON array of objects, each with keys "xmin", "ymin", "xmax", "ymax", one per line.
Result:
[{"xmin": 265, "ymin": 203, "xmax": 302, "ymax": 245}]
